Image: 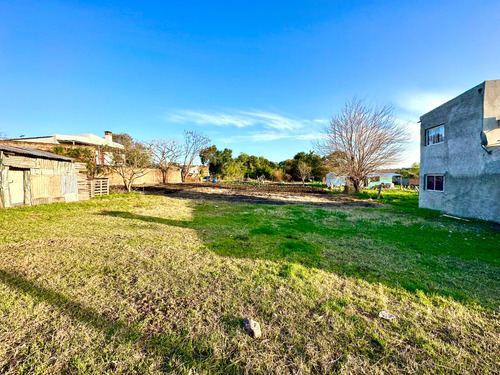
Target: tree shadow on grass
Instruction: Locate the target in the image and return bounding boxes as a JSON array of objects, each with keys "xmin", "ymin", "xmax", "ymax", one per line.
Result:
[
  {"xmin": 0, "ymin": 269, "xmax": 129, "ymax": 339},
  {"xmin": 97, "ymin": 201, "xmax": 500, "ymax": 310},
  {"xmin": 99, "ymin": 210, "xmax": 190, "ymax": 227},
  {"xmin": 0, "ymin": 269, "xmax": 242, "ymax": 373}
]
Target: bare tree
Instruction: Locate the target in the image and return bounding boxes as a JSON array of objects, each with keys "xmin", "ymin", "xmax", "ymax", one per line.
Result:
[
  {"xmin": 147, "ymin": 138, "xmax": 182, "ymax": 184},
  {"xmin": 315, "ymin": 98, "xmax": 408, "ymax": 193},
  {"xmin": 181, "ymin": 131, "xmax": 211, "ymax": 182},
  {"xmin": 297, "ymin": 161, "xmax": 312, "ymax": 185},
  {"xmin": 107, "ymin": 133, "xmax": 151, "ymax": 192}
]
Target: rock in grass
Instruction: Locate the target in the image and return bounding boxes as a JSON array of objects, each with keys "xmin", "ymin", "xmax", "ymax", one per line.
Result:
[
  {"xmin": 243, "ymin": 317, "xmax": 262, "ymax": 338},
  {"xmin": 378, "ymin": 311, "xmax": 397, "ymax": 320}
]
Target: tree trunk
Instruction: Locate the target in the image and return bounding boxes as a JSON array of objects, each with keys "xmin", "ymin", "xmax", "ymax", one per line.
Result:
[
  {"xmin": 352, "ymin": 180, "xmax": 361, "ymax": 194},
  {"xmin": 125, "ymin": 180, "xmax": 132, "ymax": 192},
  {"xmin": 162, "ymin": 170, "xmax": 167, "ymax": 184},
  {"xmin": 181, "ymin": 168, "xmax": 188, "ymax": 182}
]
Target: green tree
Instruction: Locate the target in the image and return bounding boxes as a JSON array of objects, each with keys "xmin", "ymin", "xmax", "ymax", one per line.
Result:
[
  {"xmin": 200, "ymin": 145, "xmax": 233, "ymax": 177},
  {"xmin": 396, "ymin": 162, "xmax": 420, "ymax": 179},
  {"xmin": 235, "ymin": 153, "xmax": 277, "ymax": 179},
  {"xmin": 52, "ymin": 146, "xmax": 103, "ymax": 179},
  {"xmin": 280, "ymin": 151, "xmax": 327, "ymax": 181},
  {"xmin": 224, "ymin": 160, "xmax": 245, "ymax": 180},
  {"xmin": 410, "ymin": 162, "xmax": 420, "ymax": 178}
]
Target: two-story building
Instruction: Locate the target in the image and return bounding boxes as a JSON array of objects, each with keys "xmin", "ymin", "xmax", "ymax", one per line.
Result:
[{"xmin": 419, "ymin": 80, "xmax": 500, "ymax": 223}]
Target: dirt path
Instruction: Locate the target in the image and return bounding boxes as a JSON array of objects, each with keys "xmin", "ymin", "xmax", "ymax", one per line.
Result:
[{"xmin": 141, "ymin": 183, "xmax": 380, "ymax": 208}]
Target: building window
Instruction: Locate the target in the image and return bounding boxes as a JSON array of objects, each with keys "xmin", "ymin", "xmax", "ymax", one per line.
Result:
[
  {"xmin": 426, "ymin": 174, "xmax": 444, "ymax": 191},
  {"xmin": 425, "ymin": 124, "xmax": 444, "ymax": 145}
]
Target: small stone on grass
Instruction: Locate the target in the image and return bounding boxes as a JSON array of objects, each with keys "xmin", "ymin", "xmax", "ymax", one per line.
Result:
[
  {"xmin": 379, "ymin": 311, "xmax": 397, "ymax": 320},
  {"xmin": 243, "ymin": 317, "xmax": 262, "ymax": 338}
]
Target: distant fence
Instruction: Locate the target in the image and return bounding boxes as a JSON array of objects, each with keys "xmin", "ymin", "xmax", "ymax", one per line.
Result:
[{"xmin": 402, "ymin": 177, "xmax": 420, "ymax": 186}]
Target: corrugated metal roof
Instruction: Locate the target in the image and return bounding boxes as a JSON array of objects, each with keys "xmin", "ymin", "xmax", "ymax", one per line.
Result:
[{"xmin": 0, "ymin": 145, "xmax": 74, "ymax": 162}]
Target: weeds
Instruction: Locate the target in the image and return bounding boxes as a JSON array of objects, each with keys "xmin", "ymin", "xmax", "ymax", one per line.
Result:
[{"xmin": 0, "ymin": 192, "xmax": 498, "ymax": 374}]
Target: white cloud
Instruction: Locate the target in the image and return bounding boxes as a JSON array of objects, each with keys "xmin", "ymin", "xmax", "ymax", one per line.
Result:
[
  {"xmin": 164, "ymin": 109, "xmax": 326, "ymax": 143},
  {"xmin": 395, "ymin": 91, "xmax": 461, "ymax": 116},
  {"xmin": 238, "ymin": 110, "xmax": 304, "ymax": 131},
  {"xmin": 164, "ymin": 109, "xmax": 325, "ymax": 132},
  {"xmin": 216, "ymin": 130, "xmax": 324, "ymax": 144},
  {"xmin": 166, "ymin": 110, "xmax": 255, "ymax": 128},
  {"xmin": 218, "ymin": 132, "xmax": 291, "ymax": 143},
  {"xmin": 296, "ymin": 133, "xmax": 323, "ymax": 140}
]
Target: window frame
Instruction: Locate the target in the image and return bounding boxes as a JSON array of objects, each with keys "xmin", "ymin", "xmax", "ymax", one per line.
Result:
[
  {"xmin": 425, "ymin": 174, "xmax": 444, "ymax": 192},
  {"xmin": 425, "ymin": 124, "xmax": 445, "ymax": 146}
]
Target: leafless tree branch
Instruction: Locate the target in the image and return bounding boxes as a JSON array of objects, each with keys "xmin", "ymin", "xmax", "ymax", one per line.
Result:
[
  {"xmin": 181, "ymin": 131, "xmax": 211, "ymax": 182},
  {"xmin": 146, "ymin": 138, "xmax": 182, "ymax": 183},
  {"xmin": 106, "ymin": 133, "xmax": 151, "ymax": 192},
  {"xmin": 315, "ymin": 98, "xmax": 409, "ymax": 193}
]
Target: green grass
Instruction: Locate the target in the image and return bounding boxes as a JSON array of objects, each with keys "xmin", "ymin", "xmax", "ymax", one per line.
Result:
[
  {"xmin": 356, "ymin": 188, "xmax": 423, "ymax": 211},
  {"xmin": 0, "ymin": 192, "xmax": 499, "ymax": 374}
]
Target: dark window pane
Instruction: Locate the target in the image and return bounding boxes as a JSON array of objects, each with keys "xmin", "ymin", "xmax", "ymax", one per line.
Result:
[
  {"xmin": 426, "ymin": 175, "xmax": 435, "ymax": 190},
  {"xmin": 435, "ymin": 175, "xmax": 444, "ymax": 191}
]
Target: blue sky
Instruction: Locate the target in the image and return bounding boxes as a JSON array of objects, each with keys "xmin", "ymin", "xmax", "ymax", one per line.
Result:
[{"xmin": 1, "ymin": 0, "xmax": 499, "ymax": 166}]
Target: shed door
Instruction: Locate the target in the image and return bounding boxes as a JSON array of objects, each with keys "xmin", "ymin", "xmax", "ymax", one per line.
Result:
[{"xmin": 9, "ymin": 169, "xmax": 25, "ymax": 206}]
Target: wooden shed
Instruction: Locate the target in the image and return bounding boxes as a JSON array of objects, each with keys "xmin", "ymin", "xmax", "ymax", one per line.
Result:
[{"xmin": 0, "ymin": 145, "xmax": 78, "ymax": 208}]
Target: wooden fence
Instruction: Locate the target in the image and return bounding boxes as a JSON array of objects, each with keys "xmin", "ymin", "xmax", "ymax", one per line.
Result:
[
  {"xmin": 89, "ymin": 178, "xmax": 109, "ymax": 197},
  {"xmin": 75, "ymin": 163, "xmax": 109, "ymax": 200}
]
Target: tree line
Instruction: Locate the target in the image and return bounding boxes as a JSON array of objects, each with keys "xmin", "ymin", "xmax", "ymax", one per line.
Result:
[
  {"xmin": 53, "ymin": 129, "xmax": 336, "ymax": 191},
  {"xmin": 110, "ymin": 133, "xmax": 333, "ymax": 191},
  {"xmin": 200, "ymin": 147, "xmax": 331, "ymax": 183},
  {"xmin": 51, "ymin": 97, "xmax": 411, "ymax": 193}
]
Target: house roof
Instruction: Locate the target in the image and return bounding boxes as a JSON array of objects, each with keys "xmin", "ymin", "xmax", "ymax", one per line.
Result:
[
  {"xmin": 368, "ymin": 172, "xmax": 402, "ymax": 177},
  {"xmin": 8, "ymin": 133, "xmax": 124, "ymax": 149},
  {"xmin": 0, "ymin": 145, "xmax": 74, "ymax": 162}
]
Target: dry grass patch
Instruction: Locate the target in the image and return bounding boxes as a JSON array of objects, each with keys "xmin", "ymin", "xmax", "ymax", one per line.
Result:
[{"xmin": 0, "ymin": 193, "xmax": 499, "ymax": 374}]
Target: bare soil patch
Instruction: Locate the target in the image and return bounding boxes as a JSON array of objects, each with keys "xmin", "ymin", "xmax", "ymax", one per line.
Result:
[{"xmin": 140, "ymin": 183, "xmax": 379, "ymax": 208}]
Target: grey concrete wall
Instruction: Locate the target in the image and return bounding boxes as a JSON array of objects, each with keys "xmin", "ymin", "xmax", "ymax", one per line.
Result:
[
  {"xmin": 484, "ymin": 80, "xmax": 500, "ymax": 131},
  {"xmin": 419, "ymin": 81, "xmax": 500, "ymax": 223}
]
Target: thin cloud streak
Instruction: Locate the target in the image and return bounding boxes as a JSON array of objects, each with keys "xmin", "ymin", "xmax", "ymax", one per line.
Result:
[
  {"xmin": 167, "ymin": 111, "xmax": 254, "ymax": 128},
  {"xmin": 217, "ymin": 131, "xmax": 324, "ymax": 143},
  {"xmin": 164, "ymin": 109, "xmax": 327, "ymax": 132}
]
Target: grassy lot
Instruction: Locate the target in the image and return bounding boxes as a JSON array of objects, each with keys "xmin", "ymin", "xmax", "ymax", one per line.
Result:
[{"xmin": 0, "ymin": 191, "xmax": 499, "ymax": 374}]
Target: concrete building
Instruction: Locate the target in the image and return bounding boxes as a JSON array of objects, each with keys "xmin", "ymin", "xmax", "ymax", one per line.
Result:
[{"xmin": 419, "ymin": 80, "xmax": 500, "ymax": 223}]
